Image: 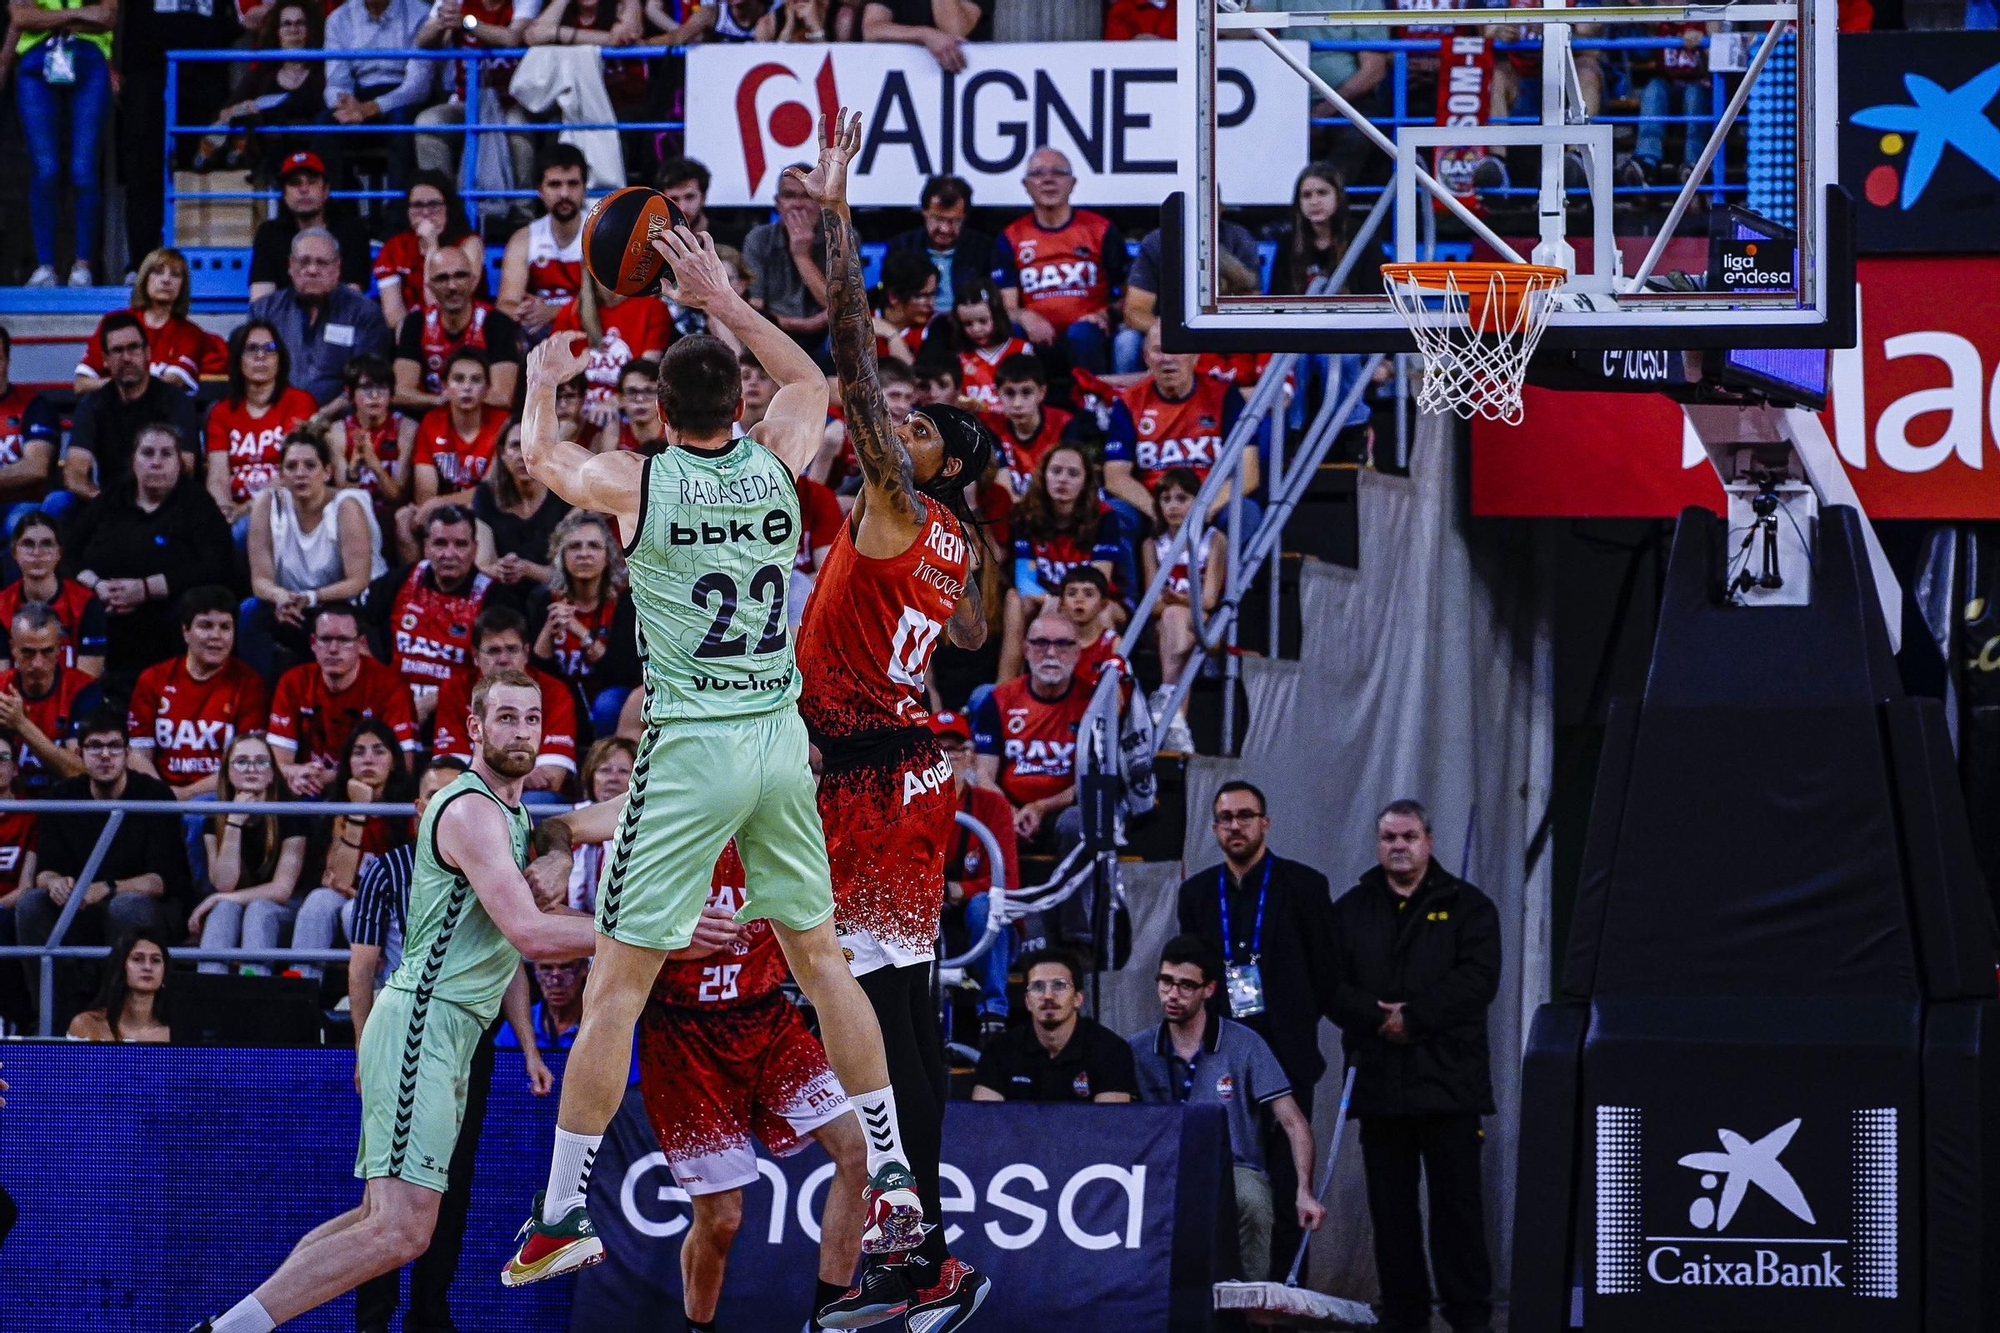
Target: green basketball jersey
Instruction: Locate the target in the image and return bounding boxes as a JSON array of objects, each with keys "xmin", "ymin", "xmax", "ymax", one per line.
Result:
[
  {"xmin": 384, "ymin": 768, "xmax": 533, "ymax": 1023},
  {"xmin": 625, "ymin": 439, "xmax": 803, "ymax": 724}
]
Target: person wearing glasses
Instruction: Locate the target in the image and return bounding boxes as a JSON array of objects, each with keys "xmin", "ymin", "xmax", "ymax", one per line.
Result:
[
  {"xmin": 203, "ymin": 320, "xmax": 321, "ymax": 533},
  {"xmin": 392, "ymin": 242, "xmax": 522, "ymax": 413},
  {"xmin": 972, "ymin": 607, "xmax": 1091, "ymax": 855},
  {"xmin": 1174, "ymin": 779, "xmax": 1339, "ymax": 1277},
  {"xmin": 970, "ymin": 948, "xmax": 1136, "ymax": 1103},
  {"xmin": 1128, "ymin": 934, "xmax": 1325, "ymax": 1283},
  {"xmin": 1000, "ymin": 146, "xmax": 1129, "ymax": 375},
  {"xmin": 248, "ymin": 223, "xmax": 394, "ymax": 407},
  {"xmin": 885, "ymin": 175, "xmax": 1018, "ymax": 320},
  {"xmin": 267, "ymin": 601, "xmax": 420, "ymax": 798}
]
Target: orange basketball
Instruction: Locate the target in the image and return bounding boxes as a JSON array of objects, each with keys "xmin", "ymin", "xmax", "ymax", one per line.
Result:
[{"xmin": 582, "ymin": 187, "xmax": 688, "ymax": 298}]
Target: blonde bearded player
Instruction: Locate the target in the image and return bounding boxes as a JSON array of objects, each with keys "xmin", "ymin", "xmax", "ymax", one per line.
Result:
[{"xmin": 503, "ymin": 219, "xmax": 925, "ymax": 1286}]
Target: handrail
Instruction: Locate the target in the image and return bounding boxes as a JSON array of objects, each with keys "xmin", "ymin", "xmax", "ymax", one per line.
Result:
[{"xmin": 939, "ymin": 810, "xmax": 1009, "ymax": 968}]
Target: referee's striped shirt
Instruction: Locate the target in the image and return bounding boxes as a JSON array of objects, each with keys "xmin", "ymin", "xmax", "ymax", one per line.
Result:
[{"xmin": 350, "ymin": 842, "xmax": 416, "ymax": 985}]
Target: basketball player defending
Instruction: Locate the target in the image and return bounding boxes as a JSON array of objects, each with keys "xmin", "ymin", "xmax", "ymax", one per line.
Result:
[
  {"xmin": 504, "ymin": 212, "xmax": 924, "ymax": 1285},
  {"xmin": 787, "ymin": 112, "xmax": 1000, "ymax": 1333},
  {"xmin": 191, "ymin": 674, "xmax": 597, "ymax": 1333}
]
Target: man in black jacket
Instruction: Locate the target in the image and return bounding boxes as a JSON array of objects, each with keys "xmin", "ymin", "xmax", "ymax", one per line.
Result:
[
  {"xmin": 1328, "ymin": 799, "xmax": 1499, "ymax": 1333},
  {"xmin": 1176, "ymin": 779, "xmax": 1338, "ymax": 1278},
  {"xmin": 884, "ymin": 175, "xmax": 1017, "ymax": 315}
]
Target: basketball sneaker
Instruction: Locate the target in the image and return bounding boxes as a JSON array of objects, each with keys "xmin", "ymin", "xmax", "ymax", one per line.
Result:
[
  {"xmin": 500, "ymin": 1191, "xmax": 605, "ymax": 1287},
  {"xmin": 814, "ymin": 1258, "xmax": 915, "ymax": 1329},
  {"xmin": 903, "ymin": 1258, "xmax": 990, "ymax": 1333},
  {"xmin": 858, "ymin": 1161, "xmax": 924, "ymax": 1255}
]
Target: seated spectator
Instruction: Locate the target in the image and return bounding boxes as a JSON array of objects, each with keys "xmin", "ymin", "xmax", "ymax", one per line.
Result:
[
  {"xmin": 739, "ymin": 350, "xmax": 779, "ymax": 435},
  {"xmin": 0, "ymin": 736, "xmax": 38, "ymax": 924},
  {"xmin": 0, "ymin": 328, "xmax": 56, "ymax": 524},
  {"xmin": 1128, "ymin": 934, "xmax": 1324, "ymax": 1282},
  {"xmin": 268, "ymin": 601, "xmax": 420, "ymax": 795},
  {"xmin": 348, "ymin": 758, "xmax": 459, "ymax": 1019},
  {"xmin": 1142, "ymin": 468, "xmax": 1223, "ymax": 755},
  {"xmin": 475, "ymin": 424, "xmax": 571, "ymax": 602},
  {"xmin": 1056, "ymin": 564, "xmax": 1121, "ymax": 677},
  {"xmin": 1104, "ymin": 0, "xmax": 1173, "ymax": 38},
  {"xmin": 431, "ymin": 605, "xmax": 579, "ymax": 799},
  {"xmin": 188, "ymin": 1, "xmax": 327, "ymax": 178},
  {"xmin": 62, "ymin": 314, "xmax": 201, "ymax": 505},
  {"xmin": 861, "ymin": 0, "xmax": 985, "ymax": 70},
  {"xmin": 743, "ymin": 169, "xmax": 830, "ymax": 349},
  {"xmin": 0, "ymin": 603, "xmax": 93, "ymax": 797},
  {"xmin": 562, "ymin": 735, "xmax": 633, "ymax": 912},
  {"xmin": 790, "ymin": 472, "xmax": 844, "ymax": 628},
  {"xmin": 1002, "ymin": 148, "xmax": 1128, "ymax": 374},
  {"xmin": 874, "ymin": 249, "xmax": 938, "ymax": 364},
  {"xmin": 947, "ymin": 282, "xmax": 1034, "ymax": 412},
  {"xmin": 247, "ymin": 433, "xmax": 387, "ymax": 676},
  {"xmin": 886, "ymin": 175, "xmax": 1017, "ymax": 316},
  {"xmin": 20, "ymin": 713, "xmax": 191, "ymax": 1002},
  {"xmin": 999, "ymin": 445, "xmax": 1129, "ymax": 680},
  {"xmin": 127, "ymin": 587, "xmax": 270, "ymax": 799},
  {"xmin": 551, "ymin": 280, "xmax": 674, "ymax": 421},
  {"xmin": 1264, "ymin": 162, "xmax": 1349, "ymax": 297},
  {"xmin": 974, "ymin": 608, "xmax": 1091, "ymax": 850},
  {"xmin": 412, "ymin": 3, "xmax": 535, "ymax": 196},
  {"xmin": 529, "ymin": 511, "xmax": 638, "ymax": 726},
  {"xmin": 666, "ymin": 242, "xmax": 755, "ymax": 349},
  {"xmin": 1105, "ymin": 324, "xmax": 1257, "ymax": 529},
  {"xmin": 408, "ymin": 350, "xmax": 512, "ymax": 542},
  {"xmin": 986, "ymin": 353, "xmax": 1083, "ymax": 497},
  {"xmin": 191, "ymin": 733, "xmax": 311, "ymax": 975},
  {"xmin": 393, "ymin": 245, "xmax": 522, "ymax": 413},
  {"xmin": 0, "ymin": 516, "xmax": 107, "ymax": 679},
  {"xmin": 71, "ymin": 424, "xmax": 233, "ymax": 685},
  {"xmin": 498, "ymin": 146, "xmax": 590, "ymax": 341},
  {"xmin": 74, "ymin": 249, "xmax": 227, "ymax": 396},
  {"xmin": 366, "ymin": 505, "xmax": 493, "ymax": 720},
  {"xmin": 935, "ymin": 710, "xmax": 1019, "ymax": 1034},
  {"xmin": 318, "ymin": 0, "xmax": 435, "ymax": 191},
  {"xmin": 1121, "ymin": 220, "xmax": 1262, "ymax": 372},
  {"xmin": 496, "ymin": 957, "xmax": 589, "ymax": 1049},
  {"xmin": 247, "ymin": 152, "xmax": 377, "ymax": 300},
  {"xmin": 971, "ymin": 947, "xmax": 1136, "ymax": 1101},
  {"xmin": 1628, "ymin": 22, "xmax": 1717, "ymax": 184},
  {"xmin": 248, "ymin": 228, "xmax": 396, "ymax": 407},
  {"xmin": 204, "ymin": 319, "xmax": 322, "ymax": 532},
  {"xmin": 315, "ymin": 717, "xmax": 417, "ymax": 911},
  {"xmin": 13, "ymin": 0, "xmax": 114, "ymax": 288},
  {"xmin": 523, "ymin": 0, "xmax": 648, "ymax": 146},
  {"xmin": 654, "ymin": 157, "xmax": 746, "ymax": 251},
  {"xmin": 373, "ymin": 172, "xmax": 490, "ymax": 333},
  {"xmin": 593, "ymin": 358, "xmax": 666, "ymax": 454},
  {"xmin": 553, "ymin": 373, "xmax": 590, "ymax": 444},
  {"xmin": 911, "ymin": 352, "xmax": 966, "ymax": 410},
  {"xmin": 66, "ymin": 929, "xmax": 173, "ymax": 1044},
  {"xmin": 327, "ymin": 355, "xmax": 417, "ymax": 515}
]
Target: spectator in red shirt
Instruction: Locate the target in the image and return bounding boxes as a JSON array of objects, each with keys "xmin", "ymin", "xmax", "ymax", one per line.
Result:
[
  {"xmin": 373, "ymin": 172, "xmax": 489, "ymax": 339},
  {"xmin": 74, "ymin": 248, "xmax": 227, "ymax": 396},
  {"xmin": 0, "ymin": 515, "xmax": 108, "ymax": 679},
  {"xmin": 0, "ymin": 328, "xmax": 56, "ymax": 528},
  {"xmin": 268, "ymin": 601, "xmax": 420, "ymax": 794},
  {"xmin": 328, "ymin": 354, "xmax": 418, "ymax": 516},
  {"xmin": 999, "ymin": 444, "xmax": 1132, "ymax": 681},
  {"xmin": 947, "ymin": 281, "xmax": 1034, "ymax": 412},
  {"xmin": 551, "ymin": 281, "xmax": 673, "ymax": 426},
  {"xmin": 407, "ymin": 349, "xmax": 512, "ymax": 546},
  {"xmin": 366, "ymin": 504, "xmax": 493, "ymax": 720},
  {"xmin": 392, "ymin": 244, "xmax": 523, "ymax": 413},
  {"xmin": 986, "ymin": 353, "xmax": 1085, "ymax": 498},
  {"xmin": 874, "ymin": 249, "xmax": 937, "ymax": 365},
  {"xmin": 1002, "ymin": 146, "xmax": 1129, "ymax": 374},
  {"xmin": 204, "ymin": 319, "xmax": 321, "ymax": 531},
  {"xmin": 431, "ymin": 605, "xmax": 579, "ymax": 800},
  {"xmin": 974, "ymin": 607, "xmax": 1091, "ymax": 852},
  {"xmin": 127, "ymin": 586, "xmax": 271, "ymax": 799},
  {"xmin": 0, "ymin": 603, "xmax": 93, "ymax": 797},
  {"xmin": 1103, "ymin": 0, "xmax": 1174, "ymax": 39},
  {"xmin": 911, "ymin": 353, "xmax": 967, "ymax": 411},
  {"xmin": 1142, "ymin": 468, "xmax": 1224, "ymax": 756},
  {"xmin": 1058, "ymin": 565, "xmax": 1121, "ymax": 680},
  {"xmin": 1104, "ymin": 323, "xmax": 1257, "ymax": 528},
  {"xmin": 935, "ymin": 709, "xmax": 1019, "ymax": 1032},
  {"xmin": 592, "ymin": 357, "xmax": 667, "ymax": 456},
  {"xmin": 0, "ymin": 735, "xmax": 40, "ymax": 1014}
]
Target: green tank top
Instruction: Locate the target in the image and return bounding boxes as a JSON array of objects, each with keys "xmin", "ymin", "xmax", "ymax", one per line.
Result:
[
  {"xmin": 384, "ymin": 768, "xmax": 532, "ymax": 1023},
  {"xmin": 16, "ymin": 0, "xmax": 112, "ymax": 59},
  {"xmin": 624, "ymin": 439, "xmax": 803, "ymax": 724}
]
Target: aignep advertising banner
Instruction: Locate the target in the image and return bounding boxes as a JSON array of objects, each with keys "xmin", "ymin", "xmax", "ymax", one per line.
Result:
[{"xmin": 685, "ymin": 41, "xmax": 1310, "ymax": 208}]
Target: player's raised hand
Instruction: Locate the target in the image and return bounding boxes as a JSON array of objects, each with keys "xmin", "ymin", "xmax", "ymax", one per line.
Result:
[
  {"xmin": 527, "ymin": 331, "xmax": 591, "ymax": 388},
  {"xmin": 782, "ymin": 109, "xmax": 864, "ymax": 210},
  {"xmin": 655, "ymin": 226, "xmax": 734, "ymax": 312}
]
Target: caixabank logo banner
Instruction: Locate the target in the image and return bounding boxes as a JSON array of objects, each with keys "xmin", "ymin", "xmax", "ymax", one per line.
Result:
[{"xmin": 1593, "ymin": 1105, "xmax": 1900, "ymax": 1314}]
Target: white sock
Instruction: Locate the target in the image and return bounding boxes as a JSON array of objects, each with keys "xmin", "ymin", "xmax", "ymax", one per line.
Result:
[
  {"xmin": 210, "ymin": 1296, "xmax": 275, "ymax": 1333},
  {"xmin": 542, "ymin": 1127, "xmax": 603, "ymax": 1223},
  {"xmin": 851, "ymin": 1086, "xmax": 907, "ymax": 1175}
]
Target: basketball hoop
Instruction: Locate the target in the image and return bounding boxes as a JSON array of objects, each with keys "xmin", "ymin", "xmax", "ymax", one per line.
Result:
[{"xmin": 1381, "ymin": 261, "xmax": 1569, "ymax": 425}]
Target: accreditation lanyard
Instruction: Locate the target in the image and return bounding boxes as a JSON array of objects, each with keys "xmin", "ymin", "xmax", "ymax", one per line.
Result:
[
  {"xmin": 1217, "ymin": 859, "xmax": 1272, "ymax": 964},
  {"xmin": 1218, "ymin": 860, "xmax": 1272, "ymax": 1017}
]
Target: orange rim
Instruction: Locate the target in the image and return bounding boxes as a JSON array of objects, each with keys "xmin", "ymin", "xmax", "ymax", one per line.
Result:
[{"xmin": 1381, "ymin": 261, "xmax": 1568, "ymax": 324}]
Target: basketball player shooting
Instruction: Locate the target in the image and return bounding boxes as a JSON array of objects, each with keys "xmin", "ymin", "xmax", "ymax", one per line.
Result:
[
  {"xmin": 786, "ymin": 110, "xmax": 1000, "ymax": 1332},
  {"xmin": 503, "ymin": 210, "xmax": 926, "ymax": 1286},
  {"xmin": 189, "ymin": 674, "xmax": 598, "ymax": 1333}
]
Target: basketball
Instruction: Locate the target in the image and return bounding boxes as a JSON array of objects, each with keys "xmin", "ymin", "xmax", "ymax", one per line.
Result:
[{"xmin": 582, "ymin": 187, "xmax": 687, "ymax": 298}]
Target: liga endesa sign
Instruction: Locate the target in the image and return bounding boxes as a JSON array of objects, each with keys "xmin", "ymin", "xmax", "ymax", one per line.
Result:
[
  {"xmin": 1473, "ymin": 257, "xmax": 2000, "ymax": 519},
  {"xmin": 685, "ymin": 42, "xmax": 1309, "ymax": 208}
]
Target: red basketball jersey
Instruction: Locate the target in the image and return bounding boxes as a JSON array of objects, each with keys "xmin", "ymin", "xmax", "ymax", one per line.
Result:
[
  {"xmin": 525, "ymin": 215, "xmax": 583, "ymax": 307},
  {"xmin": 0, "ymin": 384, "xmax": 38, "ymax": 472},
  {"xmin": 1004, "ymin": 210, "xmax": 1117, "ymax": 329},
  {"xmin": 205, "ymin": 388, "xmax": 319, "ymax": 503},
  {"xmin": 974, "ymin": 674, "xmax": 1092, "ymax": 808},
  {"xmin": 267, "ymin": 657, "xmax": 419, "ymax": 767},
  {"xmin": 389, "ymin": 562, "xmax": 492, "ymax": 690},
  {"xmin": 343, "ymin": 412, "xmax": 408, "ymax": 499},
  {"xmin": 984, "ymin": 405, "xmax": 1074, "ymax": 497},
  {"xmin": 1112, "ymin": 376, "xmax": 1234, "ymax": 485},
  {"xmin": 796, "ymin": 498, "xmax": 971, "ymax": 742},
  {"xmin": 0, "ymin": 810, "xmax": 35, "ymax": 893},
  {"xmin": 0, "ymin": 578, "xmax": 104, "ymax": 669},
  {"xmin": 413, "ymin": 301, "xmax": 505, "ymax": 394},
  {"xmin": 551, "ymin": 296, "xmax": 672, "ymax": 413},
  {"xmin": 960, "ymin": 338, "xmax": 1033, "ymax": 411},
  {"xmin": 414, "ymin": 405, "xmax": 510, "ymax": 491},
  {"xmin": 650, "ymin": 843, "xmax": 791, "ymax": 1010}
]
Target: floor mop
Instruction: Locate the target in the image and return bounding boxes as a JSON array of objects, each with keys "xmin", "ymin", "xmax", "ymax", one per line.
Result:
[{"xmin": 1212, "ymin": 1066, "xmax": 1376, "ymax": 1328}]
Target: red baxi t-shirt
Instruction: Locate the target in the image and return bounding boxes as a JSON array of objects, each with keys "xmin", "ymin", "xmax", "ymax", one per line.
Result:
[
  {"xmin": 972, "ymin": 674, "xmax": 1091, "ymax": 808},
  {"xmin": 205, "ymin": 387, "xmax": 319, "ymax": 503},
  {"xmin": 414, "ymin": 405, "xmax": 510, "ymax": 492},
  {"xmin": 127, "ymin": 655, "xmax": 271, "ymax": 788},
  {"xmin": 267, "ymin": 657, "xmax": 419, "ymax": 768},
  {"xmin": 1004, "ymin": 210, "xmax": 1122, "ymax": 330}
]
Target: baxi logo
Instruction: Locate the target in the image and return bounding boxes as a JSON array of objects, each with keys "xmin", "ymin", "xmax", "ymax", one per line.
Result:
[
  {"xmin": 735, "ymin": 57, "xmax": 841, "ymax": 197},
  {"xmin": 1852, "ymin": 63, "xmax": 2000, "ymax": 210}
]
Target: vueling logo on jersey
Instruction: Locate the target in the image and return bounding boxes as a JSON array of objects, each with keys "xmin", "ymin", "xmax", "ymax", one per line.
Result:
[
  {"xmin": 692, "ymin": 667, "xmax": 796, "ymax": 693},
  {"xmin": 1003, "ymin": 738, "xmax": 1077, "ymax": 775},
  {"xmin": 669, "ymin": 508, "xmax": 795, "ymax": 547},
  {"xmin": 902, "ymin": 754, "xmax": 953, "ymax": 806}
]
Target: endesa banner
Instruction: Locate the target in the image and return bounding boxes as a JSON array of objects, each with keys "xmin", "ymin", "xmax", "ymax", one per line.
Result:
[
  {"xmin": 1474, "ymin": 257, "xmax": 2000, "ymax": 519},
  {"xmin": 686, "ymin": 41, "xmax": 1309, "ymax": 208}
]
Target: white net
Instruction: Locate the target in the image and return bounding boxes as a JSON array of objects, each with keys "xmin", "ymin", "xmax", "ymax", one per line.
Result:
[{"xmin": 1382, "ymin": 263, "xmax": 1567, "ymax": 426}]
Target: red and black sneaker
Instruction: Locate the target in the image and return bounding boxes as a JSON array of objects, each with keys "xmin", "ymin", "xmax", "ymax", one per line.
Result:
[
  {"xmin": 903, "ymin": 1257, "xmax": 990, "ymax": 1333},
  {"xmin": 814, "ymin": 1258, "xmax": 915, "ymax": 1330}
]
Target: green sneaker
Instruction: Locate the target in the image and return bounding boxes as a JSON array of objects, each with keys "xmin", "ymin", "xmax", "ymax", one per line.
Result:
[
  {"xmin": 860, "ymin": 1161, "xmax": 925, "ymax": 1255},
  {"xmin": 500, "ymin": 1191, "xmax": 604, "ymax": 1287}
]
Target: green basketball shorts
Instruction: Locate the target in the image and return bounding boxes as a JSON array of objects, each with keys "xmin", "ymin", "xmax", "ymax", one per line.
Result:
[
  {"xmin": 595, "ymin": 707, "xmax": 835, "ymax": 952},
  {"xmin": 353, "ymin": 984, "xmax": 485, "ymax": 1193}
]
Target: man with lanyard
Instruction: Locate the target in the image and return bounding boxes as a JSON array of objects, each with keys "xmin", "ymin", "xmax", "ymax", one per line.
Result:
[{"xmin": 1174, "ymin": 779, "xmax": 1338, "ymax": 1279}]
